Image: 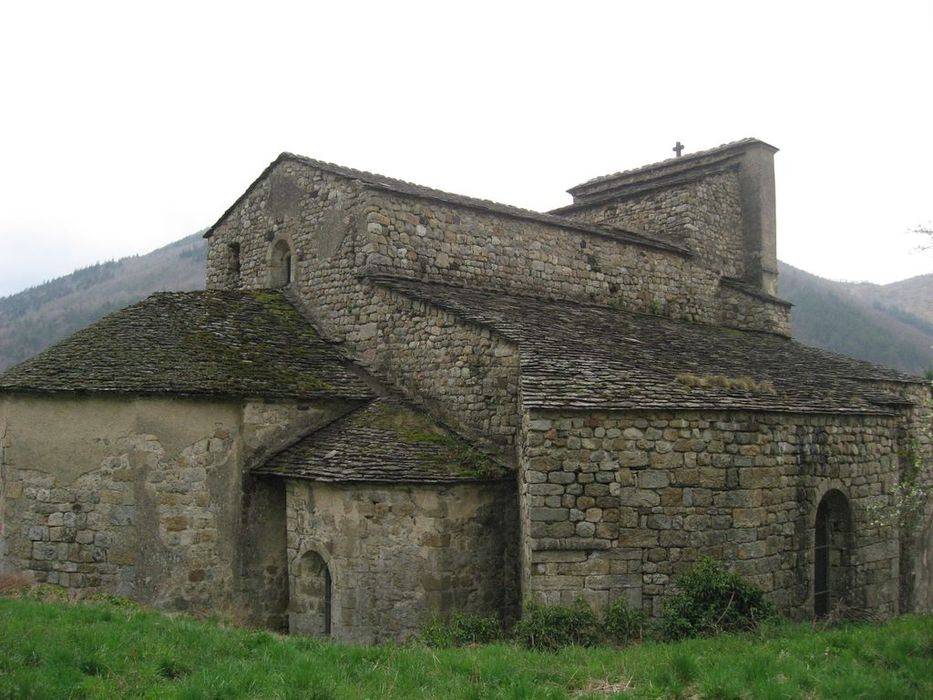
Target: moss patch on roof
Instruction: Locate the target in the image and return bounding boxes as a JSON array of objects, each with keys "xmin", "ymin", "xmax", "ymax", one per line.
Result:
[
  {"xmin": 255, "ymin": 397, "xmax": 509, "ymax": 483},
  {"xmin": 0, "ymin": 290, "xmax": 373, "ymax": 401}
]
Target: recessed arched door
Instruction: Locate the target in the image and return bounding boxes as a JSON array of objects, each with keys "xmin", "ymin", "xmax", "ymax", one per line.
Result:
[
  {"xmin": 289, "ymin": 550, "xmax": 332, "ymax": 636},
  {"xmin": 814, "ymin": 490, "xmax": 852, "ymax": 617}
]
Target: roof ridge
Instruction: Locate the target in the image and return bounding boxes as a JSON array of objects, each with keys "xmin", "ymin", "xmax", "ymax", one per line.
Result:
[
  {"xmin": 568, "ymin": 137, "xmax": 776, "ymax": 193},
  {"xmin": 282, "ymin": 154, "xmax": 690, "ymax": 255}
]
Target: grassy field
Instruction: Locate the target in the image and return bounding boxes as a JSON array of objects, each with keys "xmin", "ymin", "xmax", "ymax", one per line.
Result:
[{"xmin": 0, "ymin": 596, "xmax": 930, "ymax": 699}]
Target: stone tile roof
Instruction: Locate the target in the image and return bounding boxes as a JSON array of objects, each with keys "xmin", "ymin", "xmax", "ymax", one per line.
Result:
[
  {"xmin": 378, "ymin": 278, "xmax": 921, "ymax": 414},
  {"xmin": 0, "ymin": 290, "xmax": 373, "ymax": 401},
  {"xmin": 254, "ymin": 397, "xmax": 510, "ymax": 483},
  {"xmin": 205, "ymin": 153, "xmax": 691, "ymax": 257}
]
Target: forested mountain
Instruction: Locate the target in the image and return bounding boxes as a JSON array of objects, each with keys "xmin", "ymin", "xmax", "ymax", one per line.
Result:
[
  {"xmin": 778, "ymin": 262, "xmax": 932, "ymax": 377},
  {"xmin": 0, "ymin": 234, "xmax": 929, "ymax": 378},
  {"xmin": 0, "ymin": 234, "xmax": 207, "ymax": 372}
]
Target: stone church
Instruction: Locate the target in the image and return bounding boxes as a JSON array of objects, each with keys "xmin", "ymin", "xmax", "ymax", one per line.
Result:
[{"xmin": 1, "ymin": 139, "xmax": 930, "ymax": 643}]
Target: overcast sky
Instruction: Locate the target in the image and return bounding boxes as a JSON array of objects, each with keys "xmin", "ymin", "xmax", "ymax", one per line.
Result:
[{"xmin": 1, "ymin": 1, "xmax": 931, "ymax": 298}]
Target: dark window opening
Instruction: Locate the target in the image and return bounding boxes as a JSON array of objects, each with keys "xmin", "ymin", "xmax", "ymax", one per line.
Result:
[
  {"xmin": 323, "ymin": 565, "xmax": 332, "ymax": 636},
  {"xmin": 814, "ymin": 490, "xmax": 851, "ymax": 618},
  {"xmin": 269, "ymin": 239, "xmax": 294, "ymax": 288},
  {"xmin": 228, "ymin": 242, "xmax": 241, "ymax": 278}
]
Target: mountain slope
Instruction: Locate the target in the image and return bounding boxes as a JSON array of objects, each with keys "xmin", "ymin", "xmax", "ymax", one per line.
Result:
[
  {"xmin": 778, "ymin": 262, "xmax": 932, "ymax": 376},
  {"xmin": 845, "ymin": 274, "xmax": 933, "ymax": 326},
  {"xmin": 0, "ymin": 234, "xmax": 207, "ymax": 372}
]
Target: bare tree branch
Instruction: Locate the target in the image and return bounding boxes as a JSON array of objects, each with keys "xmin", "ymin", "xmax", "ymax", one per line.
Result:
[{"xmin": 909, "ymin": 223, "xmax": 932, "ymax": 251}]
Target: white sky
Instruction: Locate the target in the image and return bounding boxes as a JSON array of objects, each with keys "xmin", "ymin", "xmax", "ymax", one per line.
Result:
[{"xmin": 1, "ymin": 0, "xmax": 931, "ymax": 298}]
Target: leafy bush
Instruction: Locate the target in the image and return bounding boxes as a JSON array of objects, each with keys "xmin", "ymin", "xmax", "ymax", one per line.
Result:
[
  {"xmin": 419, "ymin": 612, "xmax": 502, "ymax": 647},
  {"xmin": 603, "ymin": 597, "xmax": 649, "ymax": 645},
  {"xmin": 511, "ymin": 599, "xmax": 600, "ymax": 651},
  {"xmin": 660, "ymin": 558, "xmax": 776, "ymax": 640}
]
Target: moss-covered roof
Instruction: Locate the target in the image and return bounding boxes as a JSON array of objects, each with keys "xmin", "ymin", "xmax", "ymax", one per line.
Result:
[
  {"xmin": 0, "ymin": 290, "xmax": 373, "ymax": 400},
  {"xmin": 254, "ymin": 397, "xmax": 510, "ymax": 483}
]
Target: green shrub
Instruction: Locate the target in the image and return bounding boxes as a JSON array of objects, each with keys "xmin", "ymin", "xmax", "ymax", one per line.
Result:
[
  {"xmin": 603, "ymin": 597, "xmax": 648, "ymax": 645},
  {"xmin": 660, "ymin": 557, "xmax": 776, "ymax": 640},
  {"xmin": 511, "ymin": 599, "xmax": 600, "ymax": 651},
  {"xmin": 419, "ymin": 612, "xmax": 501, "ymax": 647}
]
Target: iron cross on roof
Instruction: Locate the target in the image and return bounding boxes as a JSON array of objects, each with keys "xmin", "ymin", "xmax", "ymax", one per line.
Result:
[{"xmin": 673, "ymin": 141, "xmax": 685, "ymax": 157}]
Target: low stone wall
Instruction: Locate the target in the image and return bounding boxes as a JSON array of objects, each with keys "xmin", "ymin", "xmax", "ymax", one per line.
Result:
[
  {"xmin": 519, "ymin": 408, "xmax": 903, "ymax": 619},
  {"xmin": 285, "ymin": 479, "xmax": 519, "ymax": 644},
  {"xmin": 718, "ymin": 280, "xmax": 791, "ymax": 336}
]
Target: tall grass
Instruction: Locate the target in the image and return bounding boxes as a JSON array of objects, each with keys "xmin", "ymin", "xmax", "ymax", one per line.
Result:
[{"xmin": 0, "ymin": 596, "xmax": 930, "ymax": 699}]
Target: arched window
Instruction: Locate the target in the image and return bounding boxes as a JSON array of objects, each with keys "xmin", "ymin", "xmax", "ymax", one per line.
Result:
[
  {"xmin": 289, "ymin": 550, "xmax": 332, "ymax": 636},
  {"xmin": 814, "ymin": 490, "xmax": 852, "ymax": 617},
  {"xmin": 269, "ymin": 238, "xmax": 295, "ymax": 288},
  {"xmin": 228, "ymin": 242, "xmax": 241, "ymax": 283}
]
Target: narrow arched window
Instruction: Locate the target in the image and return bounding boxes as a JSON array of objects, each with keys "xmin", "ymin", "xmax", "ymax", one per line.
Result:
[
  {"xmin": 269, "ymin": 238, "xmax": 295, "ymax": 288},
  {"xmin": 228, "ymin": 242, "xmax": 241, "ymax": 282}
]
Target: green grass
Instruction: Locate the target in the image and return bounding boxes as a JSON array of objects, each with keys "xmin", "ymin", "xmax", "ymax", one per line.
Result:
[{"xmin": 0, "ymin": 598, "xmax": 930, "ymax": 699}]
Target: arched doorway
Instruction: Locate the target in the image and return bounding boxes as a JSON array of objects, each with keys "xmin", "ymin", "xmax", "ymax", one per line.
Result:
[
  {"xmin": 289, "ymin": 550, "xmax": 332, "ymax": 636},
  {"xmin": 814, "ymin": 490, "xmax": 852, "ymax": 617},
  {"xmin": 269, "ymin": 238, "xmax": 294, "ymax": 288}
]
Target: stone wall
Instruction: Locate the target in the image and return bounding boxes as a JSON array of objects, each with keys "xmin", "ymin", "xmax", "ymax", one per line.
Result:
[
  {"xmin": 285, "ymin": 479, "xmax": 519, "ymax": 644},
  {"xmin": 560, "ymin": 170, "xmax": 746, "ymax": 280},
  {"xmin": 895, "ymin": 384, "xmax": 933, "ymax": 612},
  {"xmin": 519, "ymin": 408, "xmax": 903, "ymax": 619},
  {"xmin": 0, "ymin": 393, "xmax": 348, "ymax": 626},
  {"xmin": 361, "ymin": 192, "xmax": 723, "ymax": 326},
  {"xmin": 718, "ymin": 280, "xmax": 791, "ymax": 335},
  {"xmin": 562, "ymin": 139, "xmax": 780, "ymax": 296},
  {"xmin": 342, "ymin": 286, "xmax": 521, "ymax": 452}
]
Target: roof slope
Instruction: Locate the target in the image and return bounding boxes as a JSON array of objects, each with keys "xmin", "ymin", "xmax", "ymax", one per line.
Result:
[
  {"xmin": 255, "ymin": 397, "xmax": 509, "ymax": 483},
  {"xmin": 0, "ymin": 290, "xmax": 373, "ymax": 400},
  {"xmin": 379, "ymin": 278, "xmax": 920, "ymax": 414}
]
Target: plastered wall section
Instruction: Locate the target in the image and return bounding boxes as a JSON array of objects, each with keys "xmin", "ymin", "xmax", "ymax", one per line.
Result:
[
  {"xmin": 206, "ymin": 161, "xmax": 521, "ymax": 451},
  {"xmin": 519, "ymin": 408, "xmax": 903, "ymax": 619},
  {"xmin": 0, "ymin": 393, "xmax": 350, "ymax": 626},
  {"xmin": 285, "ymin": 480, "xmax": 520, "ymax": 644}
]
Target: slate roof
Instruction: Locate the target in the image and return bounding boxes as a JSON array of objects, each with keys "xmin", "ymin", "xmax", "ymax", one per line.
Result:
[
  {"xmin": 378, "ymin": 278, "xmax": 922, "ymax": 414},
  {"xmin": 205, "ymin": 153, "xmax": 691, "ymax": 257},
  {"xmin": 254, "ymin": 397, "xmax": 509, "ymax": 483},
  {"xmin": 0, "ymin": 290, "xmax": 373, "ymax": 401}
]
